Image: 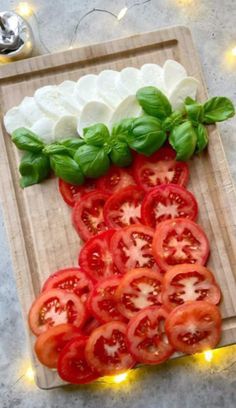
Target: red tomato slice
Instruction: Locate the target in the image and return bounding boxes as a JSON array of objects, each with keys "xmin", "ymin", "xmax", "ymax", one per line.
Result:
[
  {"xmin": 42, "ymin": 267, "xmax": 93, "ymax": 305},
  {"xmin": 72, "ymin": 190, "xmax": 110, "ymax": 241},
  {"xmin": 28, "ymin": 289, "xmax": 86, "ymax": 336},
  {"xmin": 127, "ymin": 306, "xmax": 174, "ymax": 364},
  {"xmin": 34, "ymin": 323, "xmax": 81, "ymax": 368},
  {"xmin": 152, "ymin": 218, "xmax": 210, "ymax": 271},
  {"xmin": 133, "ymin": 147, "xmax": 189, "ymax": 191},
  {"xmin": 165, "ymin": 301, "xmax": 222, "ymax": 354},
  {"xmin": 110, "ymin": 224, "xmax": 160, "ymax": 274},
  {"xmin": 162, "ymin": 264, "xmax": 221, "ymax": 310},
  {"xmin": 59, "ymin": 178, "xmax": 96, "ymax": 207},
  {"xmin": 96, "ymin": 165, "xmax": 135, "ymax": 194},
  {"xmin": 115, "ymin": 268, "xmax": 163, "ymax": 319},
  {"xmin": 82, "ymin": 317, "xmax": 101, "ymax": 335},
  {"xmin": 87, "ymin": 276, "xmax": 126, "ymax": 324},
  {"xmin": 58, "ymin": 336, "xmax": 100, "ymax": 384},
  {"xmin": 103, "ymin": 186, "xmax": 145, "ymax": 229},
  {"xmin": 141, "ymin": 184, "xmax": 198, "ymax": 228},
  {"xmin": 85, "ymin": 321, "xmax": 135, "ymax": 375},
  {"xmin": 79, "ymin": 230, "xmax": 119, "ymax": 281}
]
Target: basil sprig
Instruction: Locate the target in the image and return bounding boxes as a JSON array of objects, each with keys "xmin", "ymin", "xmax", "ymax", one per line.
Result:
[
  {"xmin": 12, "ymin": 128, "xmax": 44, "ymax": 152},
  {"xmin": 19, "ymin": 151, "xmax": 50, "ymax": 188}
]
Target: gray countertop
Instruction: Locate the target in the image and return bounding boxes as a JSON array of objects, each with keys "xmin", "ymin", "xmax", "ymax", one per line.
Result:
[{"xmin": 1, "ymin": 0, "xmax": 236, "ymax": 407}]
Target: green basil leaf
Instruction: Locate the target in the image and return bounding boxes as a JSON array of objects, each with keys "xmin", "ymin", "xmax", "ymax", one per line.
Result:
[
  {"xmin": 43, "ymin": 144, "xmax": 71, "ymax": 156},
  {"xmin": 127, "ymin": 115, "xmax": 167, "ymax": 156},
  {"xmin": 203, "ymin": 97, "xmax": 235, "ymax": 123},
  {"xmin": 43, "ymin": 138, "xmax": 85, "ymax": 157},
  {"xmin": 169, "ymin": 121, "xmax": 197, "ymax": 161},
  {"xmin": 19, "ymin": 151, "xmax": 50, "ymax": 188},
  {"xmin": 163, "ymin": 112, "xmax": 183, "ymax": 131},
  {"xmin": 12, "ymin": 127, "xmax": 44, "ymax": 152},
  {"xmin": 136, "ymin": 86, "xmax": 172, "ymax": 119},
  {"xmin": 50, "ymin": 154, "xmax": 84, "ymax": 185},
  {"xmin": 59, "ymin": 138, "xmax": 85, "ymax": 150},
  {"xmin": 110, "ymin": 140, "xmax": 133, "ymax": 167},
  {"xmin": 185, "ymin": 101, "xmax": 204, "ymax": 125},
  {"xmin": 195, "ymin": 123, "xmax": 209, "ymax": 153},
  {"xmin": 185, "ymin": 97, "xmax": 196, "ymax": 105},
  {"xmin": 74, "ymin": 145, "xmax": 110, "ymax": 178},
  {"xmin": 111, "ymin": 118, "xmax": 134, "ymax": 141},
  {"xmin": 83, "ymin": 123, "xmax": 110, "ymax": 147}
]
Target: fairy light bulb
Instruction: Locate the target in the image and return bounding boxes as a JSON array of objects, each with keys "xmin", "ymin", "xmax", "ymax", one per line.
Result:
[
  {"xmin": 117, "ymin": 7, "xmax": 128, "ymax": 21},
  {"xmin": 25, "ymin": 366, "xmax": 35, "ymax": 383},
  {"xmin": 112, "ymin": 372, "xmax": 128, "ymax": 383},
  {"xmin": 231, "ymin": 46, "xmax": 236, "ymax": 57},
  {"xmin": 204, "ymin": 350, "xmax": 213, "ymax": 362},
  {"xmin": 16, "ymin": 2, "xmax": 33, "ymax": 17}
]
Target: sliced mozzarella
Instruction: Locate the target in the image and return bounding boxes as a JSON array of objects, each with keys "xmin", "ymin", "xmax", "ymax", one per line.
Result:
[
  {"xmin": 97, "ymin": 70, "xmax": 123, "ymax": 108},
  {"xmin": 163, "ymin": 60, "xmax": 187, "ymax": 94},
  {"xmin": 34, "ymin": 85, "xmax": 73, "ymax": 119},
  {"xmin": 58, "ymin": 80, "xmax": 76, "ymax": 95},
  {"xmin": 19, "ymin": 96, "xmax": 47, "ymax": 126},
  {"xmin": 78, "ymin": 101, "xmax": 113, "ymax": 136},
  {"xmin": 58, "ymin": 81, "xmax": 82, "ymax": 114},
  {"xmin": 169, "ymin": 77, "xmax": 199, "ymax": 110},
  {"xmin": 3, "ymin": 106, "xmax": 30, "ymax": 134},
  {"xmin": 116, "ymin": 67, "xmax": 143, "ymax": 98},
  {"xmin": 54, "ymin": 115, "xmax": 78, "ymax": 140},
  {"xmin": 141, "ymin": 63, "xmax": 164, "ymax": 90},
  {"xmin": 31, "ymin": 117, "xmax": 56, "ymax": 144},
  {"xmin": 74, "ymin": 74, "xmax": 101, "ymax": 105},
  {"xmin": 109, "ymin": 95, "xmax": 142, "ymax": 127}
]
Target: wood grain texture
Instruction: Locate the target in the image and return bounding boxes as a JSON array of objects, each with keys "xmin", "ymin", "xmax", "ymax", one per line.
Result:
[{"xmin": 0, "ymin": 26, "xmax": 236, "ymax": 389}]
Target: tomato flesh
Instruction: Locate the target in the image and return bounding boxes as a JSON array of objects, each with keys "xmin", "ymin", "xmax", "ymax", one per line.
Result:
[
  {"xmin": 59, "ymin": 178, "xmax": 96, "ymax": 207},
  {"xmin": 96, "ymin": 165, "xmax": 135, "ymax": 194}
]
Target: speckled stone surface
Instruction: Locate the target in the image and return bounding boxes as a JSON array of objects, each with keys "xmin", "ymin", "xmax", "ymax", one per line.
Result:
[{"xmin": 0, "ymin": 0, "xmax": 236, "ymax": 407}]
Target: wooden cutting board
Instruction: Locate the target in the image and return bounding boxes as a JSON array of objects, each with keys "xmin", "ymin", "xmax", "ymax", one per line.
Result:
[{"xmin": 1, "ymin": 26, "xmax": 236, "ymax": 389}]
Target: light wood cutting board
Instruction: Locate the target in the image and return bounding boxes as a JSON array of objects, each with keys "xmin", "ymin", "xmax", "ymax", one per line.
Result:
[{"xmin": 0, "ymin": 26, "xmax": 236, "ymax": 389}]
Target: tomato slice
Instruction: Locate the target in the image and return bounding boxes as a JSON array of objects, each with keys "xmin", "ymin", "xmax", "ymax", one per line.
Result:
[
  {"xmin": 165, "ymin": 301, "xmax": 222, "ymax": 354},
  {"xmin": 34, "ymin": 323, "xmax": 81, "ymax": 368},
  {"xmin": 42, "ymin": 267, "xmax": 93, "ymax": 305},
  {"xmin": 110, "ymin": 224, "xmax": 160, "ymax": 274},
  {"xmin": 162, "ymin": 264, "xmax": 221, "ymax": 310},
  {"xmin": 72, "ymin": 191, "xmax": 110, "ymax": 241},
  {"xmin": 79, "ymin": 230, "xmax": 119, "ymax": 281},
  {"xmin": 88, "ymin": 276, "xmax": 126, "ymax": 324},
  {"xmin": 58, "ymin": 336, "xmax": 100, "ymax": 384},
  {"xmin": 133, "ymin": 147, "xmax": 189, "ymax": 191},
  {"xmin": 96, "ymin": 165, "xmax": 135, "ymax": 194},
  {"xmin": 103, "ymin": 186, "xmax": 145, "ymax": 229},
  {"xmin": 115, "ymin": 268, "xmax": 163, "ymax": 319},
  {"xmin": 127, "ymin": 306, "xmax": 174, "ymax": 364},
  {"xmin": 141, "ymin": 184, "xmax": 198, "ymax": 228},
  {"xmin": 28, "ymin": 289, "xmax": 86, "ymax": 336},
  {"xmin": 152, "ymin": 218, "xmax": 210, "ymax": 271},
  {"xmin": 85, "ymin": 321, "xmax": 135, "ymax": 375},
  {"xmin": 59, "ymin": 178, "xmax": 97, "ymax": 207}
]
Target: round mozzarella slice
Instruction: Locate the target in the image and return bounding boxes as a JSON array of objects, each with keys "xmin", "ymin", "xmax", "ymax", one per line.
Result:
[
  {"xmin": 163, "ymin": 60, "xmax": 187, "ymax": 94},
  {"xmin": 31, "ymin": 117, "xmax": 56, "ymax": 144},
  {"xmin": 97, "ymin": 70, "xmax": 123, "ymax": 108},
  {"xmin": 117, "ymin": 67, "xmax": 144, "ymax": 98},
  {"xmin": 169, "ymin": 77, "xmax": 199, "ymax": 110},
  {"xmin": 34, "ymin": 85, "xmax": 73, "ymax": 119},
  {"xmin": 78, "ymin": 101, "xmax": 113, "ymax": 136},
  {"xmin": 58, "ymin": 81, "xmax": 82, "ymax": 114},
  {"xmin": 54, "ymin": 115, "xmax": 78, "ymax": 140},
  {"xmin": 141, "ymin": 63, "xmax": 164, "ymax": 90},
  {"xmin": 74, "ymin": 74, "xmax": 101, "ymax": 104},
  {"xmin": 19, "ymin": 96, "xmax": 47, "ymax": 126},
  {"xmin": 58, "ymin": 80, "xmax": 76, "ymax": 95},
  {"xmin": 3, "ymin": 106, "xmax": 30, "ymax": 134},
  {"xmin": 109, "ymin": 95, "xmax": 142, "ymax": 127}
]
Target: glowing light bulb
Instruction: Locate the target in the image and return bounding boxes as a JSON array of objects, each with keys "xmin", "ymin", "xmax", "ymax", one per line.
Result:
[
  {"xmin": 117, "ymin": 7, "xmax": 128, "ymax": 21},
  {"xmin": 16, "ymin": 2, "xmax": 33, "ymax": 17},
  {"xmin": 112, "ymin": 372, "xmax": 128, "ymax": 383},
  {"xmin": 25, "ymin": 366, "xmax": 35, "ymax": 382},
  {"xmin": 204, "ymin": 350, "xmax": 213, "ymax": 362},
  {"xmin": 231, "ymin": 46, "xmax": 236, "ymax": 57}
]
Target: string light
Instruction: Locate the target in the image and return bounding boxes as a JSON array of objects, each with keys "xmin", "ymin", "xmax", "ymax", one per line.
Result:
[
  {"xmin": 203, "ymin": 350, "xmax": 213, "ymax": 362},
  {"xmin": 25, "ymin": 365, "xmax": 35, "ymax": 383},
  {"xmin": 106, "ymin": 372, "xmax": 129, "ymax": 384},
  {"xmin": 16, "ymin": 2, "xmax": 33, "ymax": 17},
  {"xmin": 117, "ymin": 7, "xmax": 128, "ymax": 20}
]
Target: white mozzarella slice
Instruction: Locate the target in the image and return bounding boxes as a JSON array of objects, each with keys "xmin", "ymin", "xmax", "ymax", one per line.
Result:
[
  {"xmin": 117, "ymin": 67, "xmax": 144, "ymax": 98},
  {"xmin": 141, "ymin": 63, "xmax": 164, "ymax": 89},
  {"xmin": 54, "ymin": 115, "xmax": 79, "ymax": 140},
  {"xmin": 74, "ymin": 74, "xmax": 101, "ymax": 104},
  {"xmin": 109, "ymin": 95, "xmax": 142, "ymax": 127},
  {"xmin": 31, "ymin": 117, "xmax": 56, "ymax": 144},
  {"xmin": 97, "ymin": 70, "xmax": 123, "ymax": 108},
  {"xmin": 58, "ymin": 80, "xmax": 76, "ymax": 95},
  {"xmin": 78, "ymin": 101, "xmax": 113, "ymax": 136},
  {"xmin": 169, "ymin": 77, "xmax": 199, "ymax": 111},
  {"xmin": 58, "ymin": 81, "xmax": 82, "ymax": 114},
  {"xmin": 3, "ymin": 106, "xmax": 30, "ymax": 134},
  {"xmin": 163, "ymin": 60, "xmax": 187, "ymax": 94},
  {"xmin": 19, "ymin": 96, "xmax": 47, "ymax": 126},
  {"xmin": 34, "ymin": 85, "xmax": 73, "ymax": 119}
]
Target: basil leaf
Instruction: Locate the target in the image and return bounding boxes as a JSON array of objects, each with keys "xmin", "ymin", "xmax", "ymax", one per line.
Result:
[
  {"xmin": 74, "ymin": 145, "xmax": 110, "ymax": 178},
  {"xmin": 50, "ymin": 154, "xmax": 84, "ymax": 185},
  {"xmin": 59, "ymin": 138, "xmax": 85, "ymax": 151},
  {"xmin": 185, "ymin": 101, "xmax": 204, "ymax": 125},
  {"xmin": 19, "ymin": 151, "xmax": 50, "ymax": 188},
  {"xmin": 169, "ymin": 121, "xmax": 197, "ymax": 161},
  {"xmin": 43, "ymin": 144, "xmax": 71, "ymax": 156},
  {"xmin": 111, "ymin": 118, "xmax": 134, "ymax": 141},
  {"xmin": 127, "ymin": 115, "xmax": 167, "ymax": 156},
  {"xmin": 136, "ymin": 86, "xmax": 172, "ymax": 119},
  {"xmin": 195, "ymin": 123, "xmax": 208, "ymax": 153},
  {"xmin": 203, "ymin": 97, "xmax": 235, "ymax": 123},
  {"xmin": 83, "ymin": 123, "xmax": 110, "ymax": 147},
  {"xmin": 185, "ymin": 97, "xmax": 196, "ymax": 105},
  {"xmin": 110, "ymin": 140, "xmax": 133, "ymax": 167},
  {"xmin": 43, "ymin": 138, "xmax": 85, "ymax": 157},
  {"xmin": 12, "ymin": 127, "xmax": 44, "ymax": 152},
  {"xmin": 163, "ymin": 112, "xmax": 183, "ymax": 131}
]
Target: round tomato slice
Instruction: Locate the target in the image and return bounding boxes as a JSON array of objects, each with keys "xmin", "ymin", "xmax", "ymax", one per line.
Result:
[
  {"xmin": 96, "ymin": 165, "xmax": 135, "ymax": 194},
  {"xmin": 88, "ymin": 276, "xmax": 126, "ymax": 323},
  {"xmin": 127, "ymin": 306, "xmax": 174, "ymax": 364},
  {"xmin": 133, "ymin": 147, "xmax": 189, "ymax": 191},
  {"xmin": 111, "ymin": 224, "xmax": 160, "ymax": 274},
  {"xmin": 72, "ymin": 190, "xmax": 110, "ymax": 241},
  {"xmin": 79, "ymin": 230, "xmax": 119, "ymax": 281},
  {"xmin": 116, "ymin": 268, "xmax": 163, "ymax": 319},
  {"xmin": 28, "ymin": 289, "xmax": 86, "ymax": 336},
  {"xmin": 85, "ymin": 321, "xmax": 135, "ymax": 375},
  {"xmin": 58, "ymin": 336, "xmax": 100, "ymax": 384},
  {"xmin": 103, "ymin": 186, "xmax": 145, "ymax": 229},
  {"xmin": 141, "ymin": 184, "xmax": 198, "ymax": 228},
  {"xmin": 34, "ymin": 323, "xmax": 81, "ymax": 368},
  {"xmin": 152, "ymin": 218, "xmax": 210, "ymax": 271},
  {"xmin": 162, "ymin": 264, "xmax": 221, "ymax": 310},
  {"xmin": 42, "ymin": 267, "xmax": 93, "ymax": 304},
  {"xmin": 165, "ymin": 301, "xmax": 222, "ymax": 354},
  {"xmin": 59, "ymin": 178, "xmax": 97, "ymax": 207}
]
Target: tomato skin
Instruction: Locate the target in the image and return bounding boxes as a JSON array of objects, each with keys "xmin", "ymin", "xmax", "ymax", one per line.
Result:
[
  {"xmin": 28, "ymin": 289, "xmax": 86, "ymax": 336},
  {"xmin": 127, "ymin": 306, "xmax": 174, "ymax": 364},
  {"xmin": 58, "ymin": 336, "xmax": 100, "ymax": 384},
  {"xmin": 58, "ymin": 178, "xmax": 96, "ymax": 207},
  {"xmin": 85, "ymin": 321, "xmax": 135, "ymax": 376},
  {"xmin": 152, "ymin": 218, "xmax": 210, "ymax": 271},
  {"xmin": 165, "ymin": 301, "xmax": 222, "ymax": 354},
  {"xmin": 96, "ymin": 165, "xmax": 136, "ymax": 194},
  {"xmin": 141, "ymin": 184, "xmax": 198, "ymax": 228},
  {"xmin": 34, "ymin": 323, "xmax": 81, "ymax": 368},
  {"xmin": 162, "ymin": 264, "xmax": 221, "ymax": 310}
]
